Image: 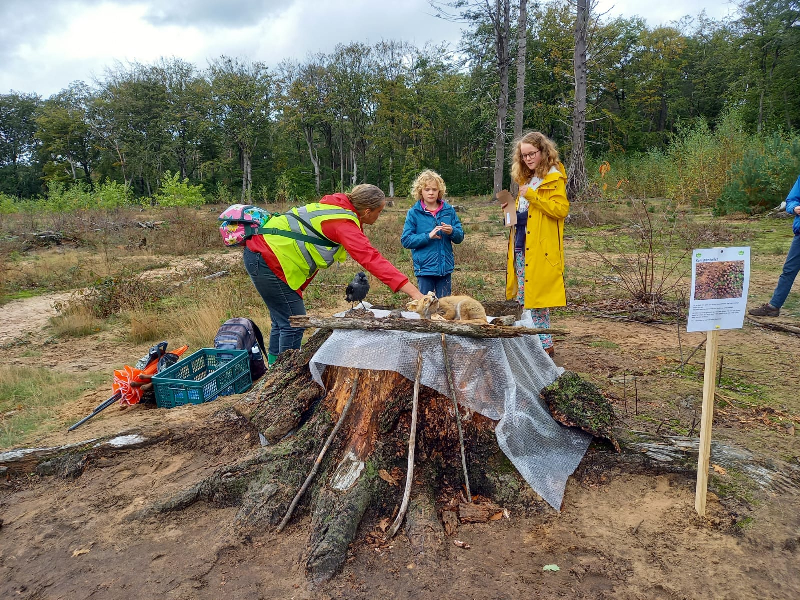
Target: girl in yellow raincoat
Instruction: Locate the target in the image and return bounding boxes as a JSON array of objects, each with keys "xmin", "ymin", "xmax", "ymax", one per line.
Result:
[{"xmin": 502, "ymin": 131, "xmax": 569, "ymax": 357}]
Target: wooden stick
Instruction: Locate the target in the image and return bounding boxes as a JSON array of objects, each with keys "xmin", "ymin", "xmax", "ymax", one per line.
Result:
[
  {"xmin": 386, "ymin": 352, "xmax": 423, "ymax": 539},
  {"xmin": 277, "ymin": 371, "xmax": 360, "ymax": 532},
  {"xmin": 679, "ymin": 337, "xmax": 706, "ymax": 368},
  {"xmin": 289, "ymin": 315, "xmax": 567, "ymax": 339},
  {"xmin": 695, "ymin": 329, "xmax": 720, "ymax": 516},
  {"xmin": 441, "ymin": 333, "xmax": 472, "ymax": 503}
]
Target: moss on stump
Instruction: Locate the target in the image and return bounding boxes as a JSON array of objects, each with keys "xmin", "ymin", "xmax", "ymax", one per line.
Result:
[{"xmin": 540, "ymin": 371, "xmax": 619, "ymax": 452}]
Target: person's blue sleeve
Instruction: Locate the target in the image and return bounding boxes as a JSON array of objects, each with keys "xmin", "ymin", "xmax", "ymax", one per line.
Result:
[
  {"xmin": 786, "ymin": 175, "xmax": 800, "ymax": 214},
  {"xmin": 401, "ymin": 210, "xmax": 430, "ymax": 249},
  {"xmin": 450, "ymin": 210, "xmax": 464, "ymax": 244}
]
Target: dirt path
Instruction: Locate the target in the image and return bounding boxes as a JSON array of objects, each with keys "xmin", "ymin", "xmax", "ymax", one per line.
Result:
[
  {"xmin": 0, "ymin": 292, "xmax": 73, "ymax": 346},
  {"xmin": 2, "ymin": 426, "xmax": 798, "ymax": 600}
]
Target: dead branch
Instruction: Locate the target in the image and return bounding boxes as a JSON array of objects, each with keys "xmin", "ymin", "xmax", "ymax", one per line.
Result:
[
  {"xmin": 746, "ymin": 316, "xmax": 800, "ymax": 337},
  {"xmin": 386, "ymin": 353, "xmax": 422, "ymax": 539},
  {"xmin": 277, "ymin": 371, "xmax": 360, "ymax": 532},
  {"xmin": 289, "ymin": 315, "xmax": 567, "ymax": 339}
]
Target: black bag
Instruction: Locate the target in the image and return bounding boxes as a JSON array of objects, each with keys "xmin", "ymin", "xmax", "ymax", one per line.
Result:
[{"xmin": 214, "ymin": 318, "xmax": 267, "ymax": 381}]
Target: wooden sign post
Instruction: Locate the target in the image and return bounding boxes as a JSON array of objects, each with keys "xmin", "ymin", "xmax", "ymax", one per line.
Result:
[
  {"xmin": 687, "ymin": 247, "xmax": 750, "ymax": 517},
  {"xmin": 695, "ymin": 329, "xmax": 720, "ymax": 516}
]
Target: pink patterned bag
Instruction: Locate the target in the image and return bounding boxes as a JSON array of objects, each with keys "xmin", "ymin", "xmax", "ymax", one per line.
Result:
[{"xmin": 218, "ymin": 204, "xmax": 272, "ymax": 246}]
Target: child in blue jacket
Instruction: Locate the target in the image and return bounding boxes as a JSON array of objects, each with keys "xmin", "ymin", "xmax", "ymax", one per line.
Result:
[{"xmin": 401, "ymin": 169, "xmax": 464, "ymax": 297}]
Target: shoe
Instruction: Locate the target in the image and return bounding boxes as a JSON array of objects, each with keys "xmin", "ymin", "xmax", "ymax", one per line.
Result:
[
  {"xmin": 544, "ymin": 346, "xmax": 555, "ymax": 358},
  {"xmin": 748, "ymin": 303, "xmax": 780, "ymax": 317}
]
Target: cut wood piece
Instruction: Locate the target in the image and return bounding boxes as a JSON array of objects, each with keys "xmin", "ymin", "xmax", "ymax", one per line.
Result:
[
  {"xmin": 458, "ymin": 500, "xmax": 503, "ymax": 523},
  {"xmin": 289, "ymin": 315, "xmax": 566, "ymax": 338}
]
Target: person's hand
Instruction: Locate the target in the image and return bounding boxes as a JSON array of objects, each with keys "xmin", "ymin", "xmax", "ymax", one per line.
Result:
[
  {"xmin": 499, "ymin": 202, "xmax": 508, "ymax": 211},
  {"xmin": 519, "ymin": 184, "xmax": 530, "ymax": 197},
  {"xmin": 440, "ymin": 222, "xmax": 453, "ymax": 235},
  {"xmin": 794, "ymin": 205, "xmax": 800, "ymax": 216},
  {"xmin": 429, "ymin": 225, "xmax": 443, "ymax": 239}
]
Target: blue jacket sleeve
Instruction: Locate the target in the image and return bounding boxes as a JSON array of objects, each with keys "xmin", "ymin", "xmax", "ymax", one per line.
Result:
[
  {"xmin": 448, "ymin": 208, "xmax": 464, "ymax": 244},
  {"xmin": 786, "ymin": 175, "xmax": 800, "ymax": 214},
  {"xmin": 401, "ymin": 210, "xmax": 431, "ymax": 249}
]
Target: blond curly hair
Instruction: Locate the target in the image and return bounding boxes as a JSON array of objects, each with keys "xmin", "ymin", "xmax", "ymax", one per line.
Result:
[
  {"xmin": 510, "ymin": 131, "xmax": 560, "ymax": 184},
  {"xmin": 410, "ymin": 169, "xmax": 446, "ymax": 202}
]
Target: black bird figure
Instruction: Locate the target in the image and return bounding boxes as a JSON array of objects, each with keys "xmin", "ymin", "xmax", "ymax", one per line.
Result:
[{"xmin": 345, "ymin": 272, "xmax": 370, "ymax": 308}]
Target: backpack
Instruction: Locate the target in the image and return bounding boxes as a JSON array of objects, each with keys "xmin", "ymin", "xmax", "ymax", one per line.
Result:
[
  {"xmin": 219, "ymin": 204, "xmax": 340, "ymax": 248},
  {"xmin": 219, "ymin": 204, "xmax": 273, "ymax": 247},
  {"xmin": 214, "ymin": 317, "xmax": 267, "ymax": 381}
]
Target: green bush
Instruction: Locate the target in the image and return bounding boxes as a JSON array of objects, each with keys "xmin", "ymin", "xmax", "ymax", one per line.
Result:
[
  {"xmin": 43, "ymin": 181, "xmax": 93, "ymax": 211},
  {"xmin": 0, "ymin": 192, "xmax": 16, "ymax": 214},
  {"xmin": 716, "ymin": 133, "xmax": 800, "ymax": 215},
  {"xmin": 153, "ymin": 171, "xmax": 206, "ymax": 207},
  {"xmin": 95, "ymin": 180, "xmax": 133, "ymax": 209}
]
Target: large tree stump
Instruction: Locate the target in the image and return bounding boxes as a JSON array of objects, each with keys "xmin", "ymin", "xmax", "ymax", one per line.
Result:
[{"xmin": 140, "ymin": 327, "xmax": 533, "ymax": 583}]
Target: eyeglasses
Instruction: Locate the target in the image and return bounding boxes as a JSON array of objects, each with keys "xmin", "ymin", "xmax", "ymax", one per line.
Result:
[{"xmin": 521, "ymin": 150, "xmax": 541, "ymax": 160}]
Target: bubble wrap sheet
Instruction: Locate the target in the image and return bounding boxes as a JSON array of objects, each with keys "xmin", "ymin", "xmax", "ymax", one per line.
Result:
[{"xmin": 308, "ymin": 309, "xmax": 591, "ymax": 511}]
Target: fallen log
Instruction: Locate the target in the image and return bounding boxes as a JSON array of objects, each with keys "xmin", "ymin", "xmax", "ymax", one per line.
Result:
[
  {"xmin": 289, "ymin": 315, "xmax": 567, "ymax": 339},
  {"xmin": 746, "ymin": 316, "xmax": 800, "ymax": 336}
]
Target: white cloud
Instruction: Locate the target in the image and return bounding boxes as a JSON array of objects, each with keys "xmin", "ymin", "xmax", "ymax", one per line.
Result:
[
  {"xmin": 594, "ymin": 0, "xmax": 739, "ymax": 27},
  {"xmin": 0, "ymin": 0, "xmax": 737, "ymax": 98}
]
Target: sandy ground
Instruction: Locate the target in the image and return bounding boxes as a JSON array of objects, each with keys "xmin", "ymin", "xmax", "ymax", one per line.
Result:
[{"xmin": 2, "ymin": 288, "xmax": 800, "ymax": 599}]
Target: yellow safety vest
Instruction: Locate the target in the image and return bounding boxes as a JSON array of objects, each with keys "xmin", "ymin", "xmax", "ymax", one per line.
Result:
[{"xmin": 258, "ymin": 203, "xmax": 361, "ymax": 290}]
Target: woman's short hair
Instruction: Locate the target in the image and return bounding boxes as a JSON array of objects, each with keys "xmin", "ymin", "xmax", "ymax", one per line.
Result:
[
  {"xmin": 510, "ymin": 131, "xmax": 560, "ymax": 184},
  {"xmin": 410, "ymin": 169, "xmax": 446, "ymax": 201},
  {"xmin": 348, "ymin": 184, "xmax": 386, "ymax": 211}
]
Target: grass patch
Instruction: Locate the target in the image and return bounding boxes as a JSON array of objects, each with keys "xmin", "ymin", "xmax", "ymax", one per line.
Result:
[
  {"xmin": 49, "ymin": 303, "xmax": 105, "ymax": 338},
  {"xmin": 0, "ymin": 366, "xmax": 107, "ymax": 448},
  {"xmin": 589, "ymin": 340, "xmax": 620, "ymax": 349}
]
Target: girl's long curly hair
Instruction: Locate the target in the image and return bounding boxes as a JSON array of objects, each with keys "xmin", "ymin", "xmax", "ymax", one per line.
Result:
[{"xmin": 510, "ymin": 131, "xmax": 560, "ymax": 184}]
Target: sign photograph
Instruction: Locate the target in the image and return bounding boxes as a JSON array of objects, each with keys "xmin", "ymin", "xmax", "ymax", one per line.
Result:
[{"xmin": 687, "ymin": 247, "xmax": 751, "ymax": 333}]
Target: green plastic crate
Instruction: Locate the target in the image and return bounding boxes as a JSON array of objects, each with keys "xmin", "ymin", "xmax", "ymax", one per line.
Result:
[{"xmin": 152, "ymin": 348, "xmax": 252, "ymax": 408}]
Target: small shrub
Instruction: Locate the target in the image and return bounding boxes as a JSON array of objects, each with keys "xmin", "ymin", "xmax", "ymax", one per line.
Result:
[
  {"xmin": 588, "ymin": 198, "xmax": 691, "ymax": 306},
  {"xmin": 95, "ymin": 180, "xmax": 133, "ymax": 210},
  {"xmin": 0, "ymin": 192, "xmax": 16, "ymax": 215},
  {"xmin": 154, "ymin": 171, "xmax": 206, "ymax": 208},
  {"xmin": 62, "ymin": 273, "xmax": 164, "ymax": 319},
  {"xmin": 49, "ymin": 304, "xmax": 104, "ymax": 338},
  {"xmin": 716, "ymin": 134, "xmax": 800, "ymax": 215}
]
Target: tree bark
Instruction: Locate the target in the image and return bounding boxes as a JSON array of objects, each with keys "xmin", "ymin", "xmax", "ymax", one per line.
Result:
[
  {"xmin": 511, "ymin": 0, "xmax": 528, "ymax": 198},
  {"xmin": 492, "ymin": 0, "xmax": 512, "ymax": 197},
  {"xmin": 567, "ymin": 0, "xmax": 589, "ymax": 201},
  {"xmin": 288, "ymin": 315, "xmax": 565, "ymax": 338}
]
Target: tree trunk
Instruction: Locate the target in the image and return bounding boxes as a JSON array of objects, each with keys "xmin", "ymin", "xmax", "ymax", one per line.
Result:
[
  {"xmin": 136, "ymin": 328, "xmax": 533, "ymax": 583},
  {"xmin": 492, "ymin": 0, "xmax": 512, "ymax": 197},
  {"xmin": 567, "ymin": 0, "xmax": 589, "ymax": 201},
  {"xmin": 339, "ymin": 134, "xmax": 345, "ymax": 192},
  {"xmin": 511, "ymin": 0, "xmax": 528, "ymax": 198},
  {"xmin": 240, "ymin": 145, "xmax": 253, "ymax": 202},
  {"xmin": 304, "ymin": 124, "xmax": 321, "ymax": 195},
  {"xmin": 389, "ymin": 154, "xmax": 395, "ymax": 197}
]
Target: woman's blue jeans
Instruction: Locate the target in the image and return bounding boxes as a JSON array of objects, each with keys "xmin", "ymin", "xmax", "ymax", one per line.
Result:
[
  {"xmin": 770, "ymin": 234, "xmax": 800, "ymax": 308},
  {"xmin": 243, "ymin": 247, "xmax": 306, "ymax": 355}
]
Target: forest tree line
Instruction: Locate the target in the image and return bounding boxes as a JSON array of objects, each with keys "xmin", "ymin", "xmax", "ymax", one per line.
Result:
[{"xmin": 0, "ymin": 0, "xmax": 798, "ymax": 205}]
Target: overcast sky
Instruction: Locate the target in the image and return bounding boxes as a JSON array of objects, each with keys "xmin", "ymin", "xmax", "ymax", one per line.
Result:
[{"xmin": 0, "ymin": 0, "xmax": 739, "ymax": 98}]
